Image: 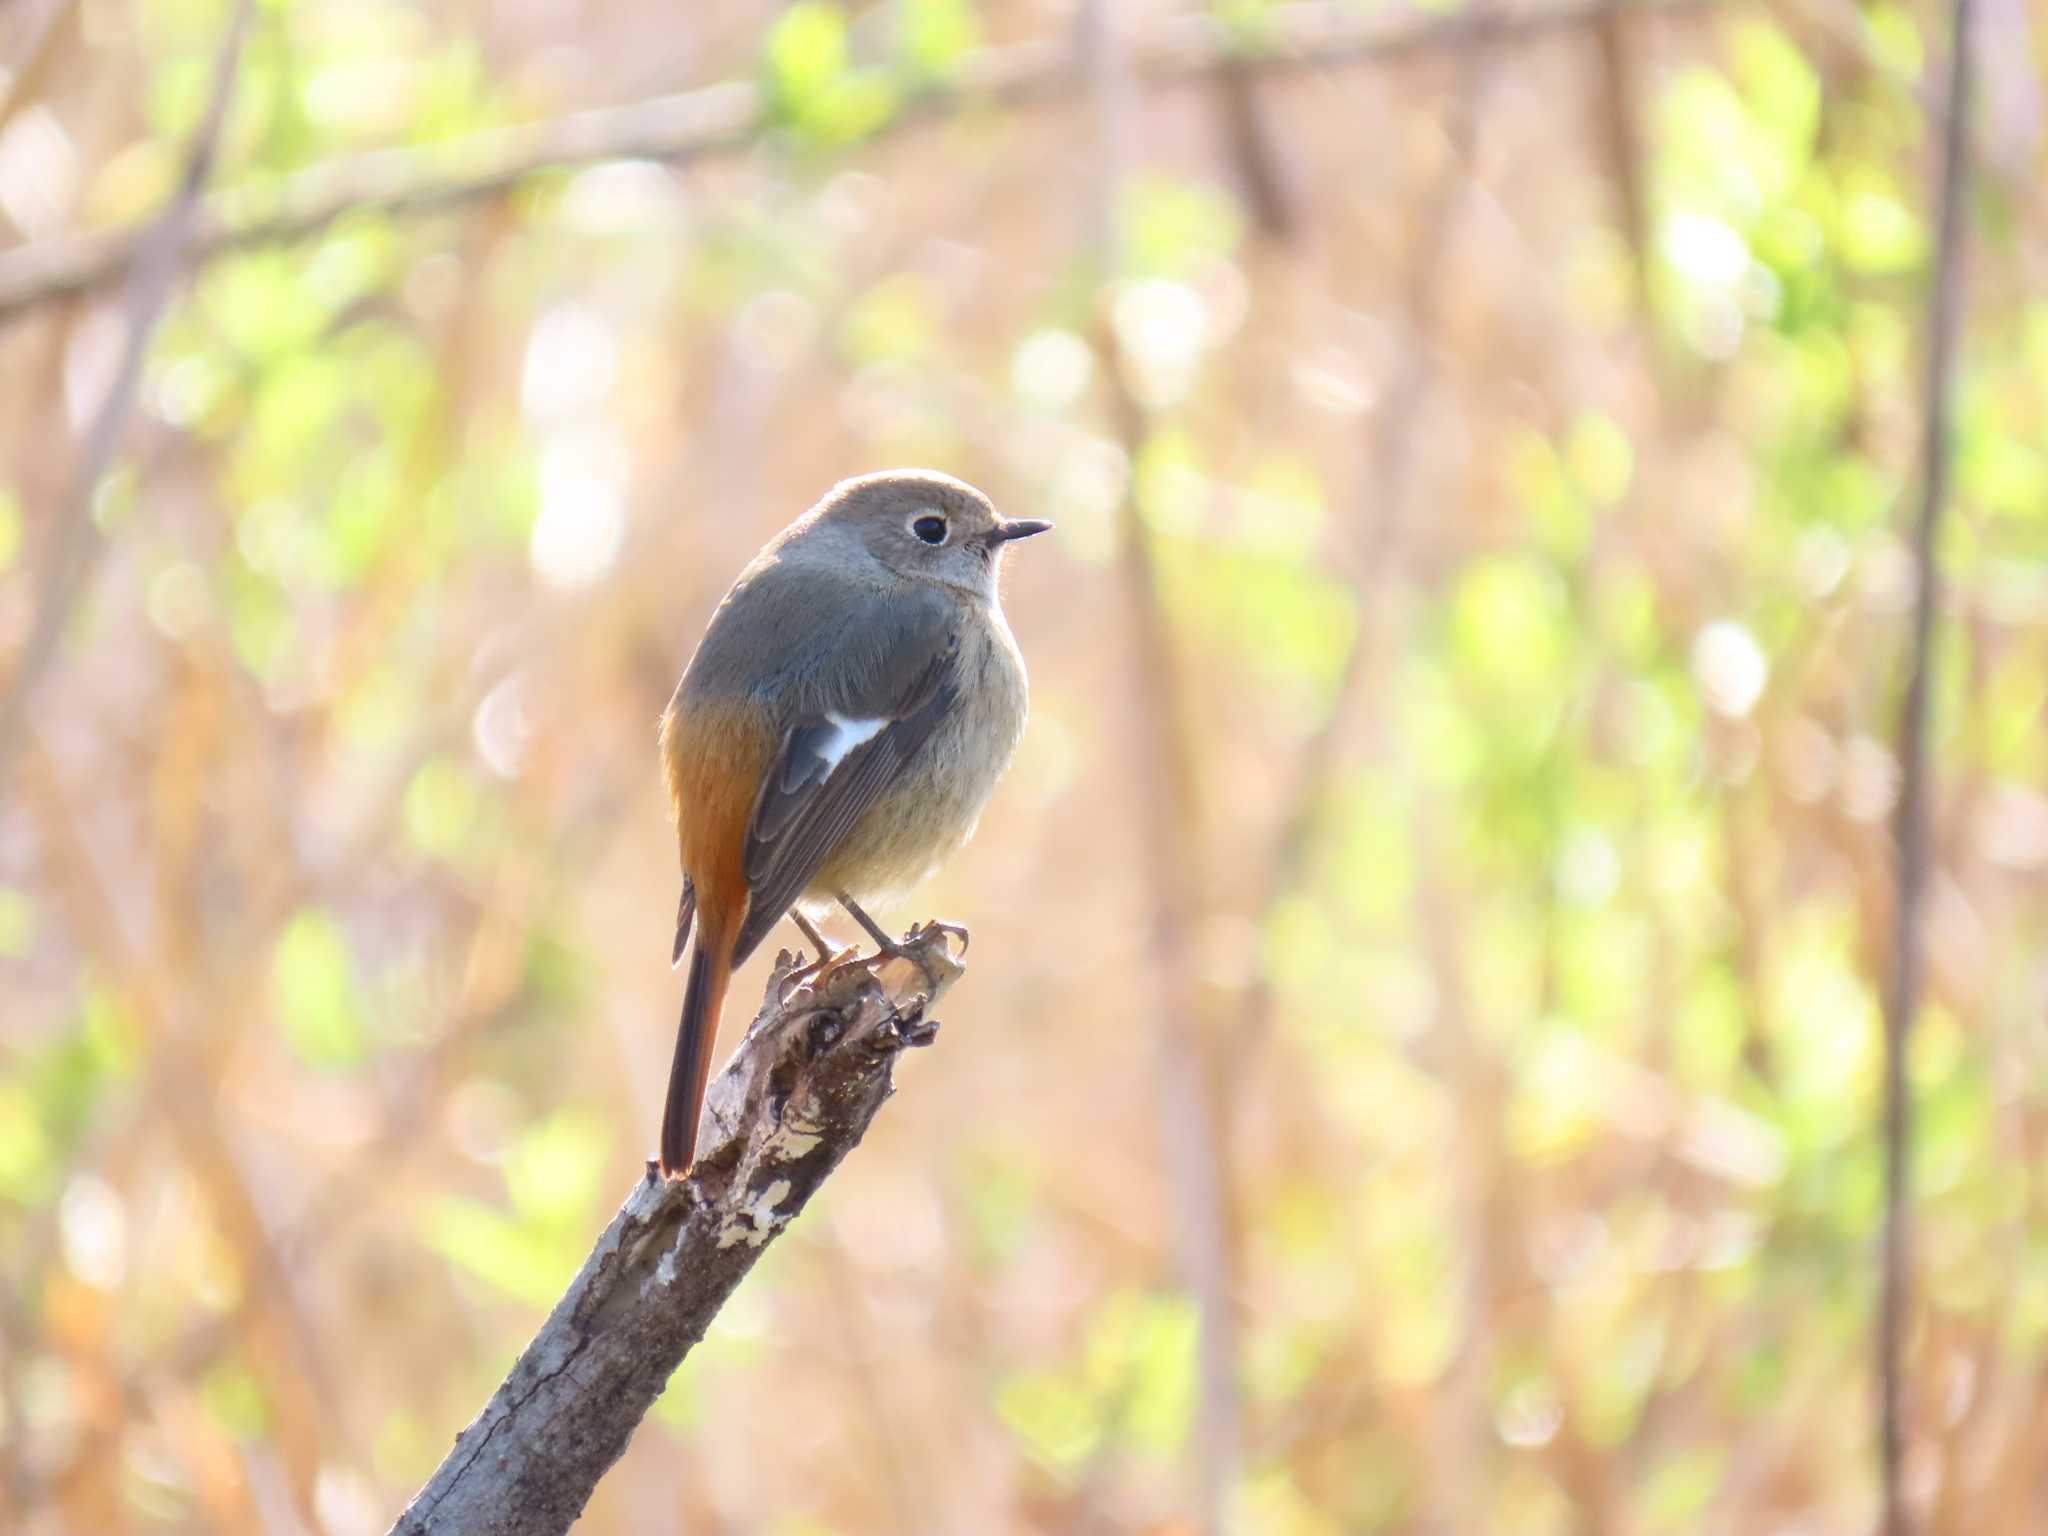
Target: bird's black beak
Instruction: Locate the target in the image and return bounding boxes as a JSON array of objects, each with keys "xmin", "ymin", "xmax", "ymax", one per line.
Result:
[{"xmin": 988, "ymin": 518, "xmax": 1053, "ymax": 544}]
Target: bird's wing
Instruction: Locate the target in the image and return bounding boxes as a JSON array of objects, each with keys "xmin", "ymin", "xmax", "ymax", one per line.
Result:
[
  {"xmin": 670, "ymin": 875, "xmax": 696, "ymax": 967},
  {"xmin": 729, "ymin": 597, "xmax": 960, "ymax": 966}
]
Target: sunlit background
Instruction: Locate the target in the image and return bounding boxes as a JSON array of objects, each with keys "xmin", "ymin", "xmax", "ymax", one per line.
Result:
[{"xmin": 2, "ymin": 0, "xmax": 2045, "ymax": 1531}]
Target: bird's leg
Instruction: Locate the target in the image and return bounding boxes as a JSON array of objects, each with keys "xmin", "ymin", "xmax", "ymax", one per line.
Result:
[
  {"xmin": 789, "ymin": 909, "xmax": 834, "ymax": 960},
  {"xmin": 777, "ymin": 908, "xmax": 857, "ymax": 998},
  {"xmin": 834, "ymin": 890, "xmax": 965, "ymax": 1000},
  {"xmin": 911, "ymin": 918, "xmax": 971, "ymax": 955},
  {"xmin": 835, "ymin": 891, "xmax": 900, "ymax": 955}
]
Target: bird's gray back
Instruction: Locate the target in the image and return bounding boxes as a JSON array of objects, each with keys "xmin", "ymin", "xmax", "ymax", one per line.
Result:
[{"xmin": 679, "ymin": 547, "xmax": 955, "ymax": 727}]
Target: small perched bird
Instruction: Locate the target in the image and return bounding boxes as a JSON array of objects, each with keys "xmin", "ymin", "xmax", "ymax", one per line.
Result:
[{"xmin": 656, "ymin": 470, "xmax": 1049, "ymax": 1175}]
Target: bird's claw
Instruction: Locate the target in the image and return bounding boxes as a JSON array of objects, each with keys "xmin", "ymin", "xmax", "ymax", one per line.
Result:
[
  {"xmin": 879, "ymin": 920, "xmax": 968, "ymax": 999},
  {"xmin": 903, "ymin": 919, "xmax": 970, "ymax": 958},
  {"xmin": 776, "ymin": 945, "xmax": 860, "ymax": 1003}
]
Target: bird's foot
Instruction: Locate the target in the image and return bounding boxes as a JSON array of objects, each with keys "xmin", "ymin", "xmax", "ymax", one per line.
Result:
[
  {"xmin": 904, "ymin": 918, "xmax": 970, "ymax": 957},
  {"xmin": 868, "ymin": 919, "xmax": 968, "ymax": 1004},
  {"xmin": 776, "ymin": 945, "xmax": 863, "ymax": 1004}
]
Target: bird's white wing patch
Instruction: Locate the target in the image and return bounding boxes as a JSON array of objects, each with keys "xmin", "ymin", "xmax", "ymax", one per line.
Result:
[{"xmin": 819, "ymin": 712, "xmax": 887, "ymax": 774}]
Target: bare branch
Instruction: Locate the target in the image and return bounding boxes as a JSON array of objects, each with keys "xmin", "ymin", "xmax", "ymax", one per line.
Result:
[
  {"xmin": 1099, "ymin": 329, "xmax": 1244, "ymax": 1534},
  {"xmin": 388, "ymin": 931, "xmax": 962, "ymax": 1536},
  {"xmin": 0, "ymin": 0, "xmax": 82, "ymax": 147},
  {"xmin": 1211, "ymin": 4, "xmax": 1300, "ymax": 245},
  {"xmin": 0, "ymin": 0, "xmax": 1712, "ymax": 326},
  {"xmin": 1082, "ymin": 1, "xmax": 1241, "ymax": 1524},
  {"xmin": 1880, "ymin": 0, "xmax": 1975, "ymax": 1531}
]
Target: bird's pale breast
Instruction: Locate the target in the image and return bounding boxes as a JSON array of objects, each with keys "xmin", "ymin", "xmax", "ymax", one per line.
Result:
[{"xmin": 810, "ymin": 601, "xmax": 1028, "ymax": 902}]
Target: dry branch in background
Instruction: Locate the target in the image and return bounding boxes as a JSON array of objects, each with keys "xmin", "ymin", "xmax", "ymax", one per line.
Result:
[
  {"xmin": 1878, "ymin": 0, "xmax": 1975, "ymax": 1529},
  {"xmin": 387, "ymin": 930, "xmax": 963, "ymax": 1536},
  {"xmin": 0, "ymin": 0, "xmax": 249, "ymax": 806},
  {"xmin": 0, "ymin": 0, "xmax": 1713, "ymax": 325},
  {"xmin": 1082, "ymin": 6, "xmax": 1240, "ymax": 1527}
]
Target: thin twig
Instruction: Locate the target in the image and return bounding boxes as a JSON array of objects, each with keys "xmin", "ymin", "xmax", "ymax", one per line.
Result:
[
  {"xmin": 1880, "ymin": 0, "xmax": 1975, "ymax": 1530},
  {"xmin": 1588, "ymin": 7, "xmax": 1659, "ymax": 353},
  {"xmin": 0, "ymin": 0, "xmax": 1714, "ymax": 325},
  {"xmin": 0, "ymin": 0, "xmax": 82, "ymax": 147},
  {"xmin": 820, "ymin": 1239, "xmax": 937, "ymax": 1536},
  {"xmin": 1103, "ymin": 346, "xmax": 1243, "ymax": 1535},
  {"xmin": 0, "ymin": 0, "xmax": 251, "ymax": 806},
  {"xmin": 1081, "ymin": 2, "xmax": 1241, "ymax": 1526},
  {"xmin": 1209, "ymin": 0, "xmax": 1300, "ymax": 244}
]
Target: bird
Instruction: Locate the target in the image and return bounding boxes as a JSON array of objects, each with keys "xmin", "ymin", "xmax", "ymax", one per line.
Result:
[{"xmin": 655, "ymin": 470, "xmax": 1049, "ymax": 1175}]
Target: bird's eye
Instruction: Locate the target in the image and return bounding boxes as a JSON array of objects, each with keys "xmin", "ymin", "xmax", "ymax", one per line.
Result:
[{"xmin": 912, "ymin": 515, "xmax": 948, "ymax": 545}]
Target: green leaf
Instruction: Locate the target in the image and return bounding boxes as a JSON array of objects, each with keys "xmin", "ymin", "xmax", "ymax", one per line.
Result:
[
  {"xmin": 271, "ymin": 908, "xmax": 366, "ymax": 1070},
  {"xmin": 0, "ymin": 488, "xmax": 20, "ymax": 571},
  {"xmin": 1329, "ymin": 773, "xmax": 1415, "ymax": 926},
  {"xmin": 1235, "ymin": 1465, "xmax": 1356, "ymax": 1536},
  {"xmin": 0, "ymin": 886, "xmax": 34, "ymax": 957},
  {"xmin": 504, "ymin": 1109, "xmax": 609, "ymax": 1225},
  {"xmin": 841, "ymin": 273, "xmax": 938, "ymax": 365},
  {"xmin": 1839, "ymin": 181, "xmax": 1922, "ymax": 273},
  {"xmin": 995, "ymin": 1369, "xmax": 1101, "ymax": 1471},
  {"xmin": 1673, "ymin": 963, "xmax": 1746, "ymax": 1087},
  {"xmin": 1161, "ymin": 538, "xmax": 1357, "ymax": 696},
  {"xmin": 1729, "ymin": 21, "xmax": 1820, "ymax": 165},
  {"xmin": 1449, "ymin": 555, "xmax": 1571, "ymax": 697},
  {"xmin": 764, "ymin": 3, "xmax": 899, "ymax": 143},
  {"xmin": 403, "ymin": 757, "xmax": 480, "ymax": 862},
  {"xmin": 200, "ymin": 1361, "xmax": 270, "ymax": 1439},
  {"xmin": 1766, "ymin": 907, "xmax": 1878, "ymax": 1131},
  {"xmin": 897, "ymin": 0, "xmax": 979, "ymax": 77},
  {"xmin": 1103, "ymin": 1292, "xmax": 1198, "ymax": 1455},
  {"xmin": 1505, "ymin": 1023, "xmax": 1605, "ymax": 1166},
  {"xmin": 78, "ymin": 983, "xmax": 141, "ymax": 1079},
  {"xmin": 1120, "ymin": 175, "xmax": 1244, "ymax": 277},
  {"xmin": 962, "ymin": 1153, "xmax": 1038, "ymax": 1261},
  {"xmin": 0, "ymin": 1078, "xmax": 54, "ymax": 1202},
  {"xmin": 428, "ymin": 1196, "xmax": 578, "ymax": 1310},
  {"xmin": 1641, "ymin": 1446, "xmax": 1725, "ymax": 1530},
  {"xmin": 31, "ymin": 997, "xmax": 130, "ymax": 1153},
  {"xmin": 1507, "ymin": 429, "xmax": 1587, "ymax": 560},
  {"xmin": 203, "ymin": 252, "xmax": 331, "ymax": 363},
  {"xmin": 995, "ymin": 1289, "xmax": 1198, "ymax": 1472},
  {"xmin": 1215, "ymin": 0, "xmax": 1285, "ymax": 47},
  {"xmin": 1568, "ymin": 413, "xmax": 1634, "ymax": 508},
  {"xmin": 1863, "ymin": 2, "xmax": 1925, "ymax": 75},
  {"xmin": 765, "ymin": 3, "xmax": 850, "ymax": 107}
]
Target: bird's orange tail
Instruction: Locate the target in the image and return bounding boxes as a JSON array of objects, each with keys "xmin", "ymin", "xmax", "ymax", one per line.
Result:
[{"xmin": 661, "ymin": 921, "xmax": 735, "ymax": 1176}]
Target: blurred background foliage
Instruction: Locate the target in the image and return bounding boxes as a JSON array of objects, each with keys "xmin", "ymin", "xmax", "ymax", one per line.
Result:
[{"xmin": 0, "ymin": 0, "xmax": 2043, "ymax": 1531}]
